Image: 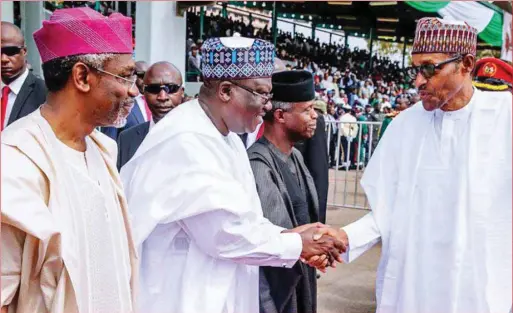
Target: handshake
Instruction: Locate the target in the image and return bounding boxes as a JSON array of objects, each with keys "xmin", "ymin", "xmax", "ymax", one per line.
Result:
[{"xmin": 283, "ymin": 223, "xmax": 349, "ymax": 272}]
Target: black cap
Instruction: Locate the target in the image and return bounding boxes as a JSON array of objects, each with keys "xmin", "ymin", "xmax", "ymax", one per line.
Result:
[{"xmin": 272, "ymin": 70, "xmax": 315, "ymax": 103}]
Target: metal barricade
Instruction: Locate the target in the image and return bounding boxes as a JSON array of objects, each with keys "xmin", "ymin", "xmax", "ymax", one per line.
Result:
[{"xmin": 325, "ymin": 120, "xmax": 382, "ymax": 210}]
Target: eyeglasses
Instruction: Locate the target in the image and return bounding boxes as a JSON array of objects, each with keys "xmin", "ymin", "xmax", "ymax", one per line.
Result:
[
  {"xmin": 229, "ymin": 80, "xmax": 273, "ymax": 104},
  {"xmin": 410, "ymin": 55, "xmax": 463, "ymax": 80},
  {"xmin": 91, "ymin": 67, "xmax": 137, "ymax": 91},
  {"xmin": 1, "ymin": 46, "xmax": 24, "ymax": 57},
  {"xmin": 144, "ymin": 83, "xmax": 182, "ymax": 95},
  {"xmin": 135, "ymin": 71, "xmax": 146, "ymax": 79}
]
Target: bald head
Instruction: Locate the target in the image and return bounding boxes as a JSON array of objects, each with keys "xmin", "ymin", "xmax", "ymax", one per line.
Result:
[
  {"xmin": 143, "ymin": 61, "xmax": 184, "ymax": 123},
  {"xmin": 1, "ymin": 22, "xmax": 27, "ymax": 84},
  {"xmin": 1, "ymin": 22, "xmax": 24, "ymax": 46},
  {"xmin": 134, "ymin": 60, "xmax": 150, "ymax": 92},
  {"xmin": 135, "ymin": 60, "xmax": 149, "ymax": 72},
  {"xmin": 144, "ymin": 61, "xmax": 182, "ymax": 85}
]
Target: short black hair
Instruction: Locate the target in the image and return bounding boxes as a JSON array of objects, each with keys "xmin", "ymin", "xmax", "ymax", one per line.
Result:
[
  {"xmin": 42, "ymin": 56, "xmax": 80, "ymax": 92},
  {"xmin": 42, "ymin": 53, "xmax": 113, "ymax": 92}
]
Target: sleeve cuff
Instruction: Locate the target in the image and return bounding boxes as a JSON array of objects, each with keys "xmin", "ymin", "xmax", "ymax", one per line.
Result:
[
  {"xmin": 340, "ymin": 213, "xmax": 381, "ymax": 263},
  {"xmin": 277, "ymin": 232, "xmax": 302, "ymax": 268}
]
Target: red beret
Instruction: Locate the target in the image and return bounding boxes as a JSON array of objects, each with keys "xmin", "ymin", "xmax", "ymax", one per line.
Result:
[{"xmin": 473, "ymin": 57, "xmax": 513, "ymax": 91}]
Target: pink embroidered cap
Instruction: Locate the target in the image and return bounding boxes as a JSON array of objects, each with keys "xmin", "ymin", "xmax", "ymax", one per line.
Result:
[
  {"xmin": 412, "ymin": 17, "xmax": 478, "ymax": 56},
  {"xmin": 33, "ymin": 7, "xmax": 133, "ymax": 63}
]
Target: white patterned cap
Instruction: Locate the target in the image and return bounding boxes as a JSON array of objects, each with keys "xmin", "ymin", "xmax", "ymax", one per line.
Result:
[{"xmin": 201, "ymin": 37, "xmax": 275, "ymax": 80}]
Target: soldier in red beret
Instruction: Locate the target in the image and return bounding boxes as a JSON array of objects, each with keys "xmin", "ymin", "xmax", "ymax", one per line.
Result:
[{"xmin": 473, "ymin": 57, "xmax": 513, "ymax": 92}]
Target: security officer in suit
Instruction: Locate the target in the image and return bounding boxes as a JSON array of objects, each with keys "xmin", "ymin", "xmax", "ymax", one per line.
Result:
[
  {"xmin": 117, "ymin": 61, "xmax": 184, "ymax": 170},
  {"xmin": 1, "ymin": 22, "xmax": 46, "ymax": 130}
]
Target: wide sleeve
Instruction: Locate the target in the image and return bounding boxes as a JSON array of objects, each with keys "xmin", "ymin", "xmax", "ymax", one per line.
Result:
[
  {"xmin": 180, "ymin": 206, "xmax": 302, "ymax": 268},
  {"xmin": 1, "ymin": 144, "xmax": 52, "ymax": 307},
  {"xmin": 1, "ymin": 224, "xmax": 25, "ymax": 306},
  {"xmin": 124, "ymin": 133, "xmax": 302, "ymax": 268},
  {"xmin": 340, "ymin": 113, "xmax": 402, "ymax": 262},
  {"xmin": 341, "ymin": 212, "xmax": 380, "ymax": 263}
]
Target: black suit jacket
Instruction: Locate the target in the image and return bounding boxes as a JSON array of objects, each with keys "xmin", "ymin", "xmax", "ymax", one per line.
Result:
[
  {"xmin": 101, "ymin": 103, "xmax": 146, "ymax": 141},
  {"xmin": 294, "ymin": 114, "xmax": 329, "ymax": 223},
  {"xmin": 7, "ymin": 72, "xmax": 46, "ymax": 126},
  {"xmin": 117, "ymin": 121, "xmax": 150, "ymax": 170}
]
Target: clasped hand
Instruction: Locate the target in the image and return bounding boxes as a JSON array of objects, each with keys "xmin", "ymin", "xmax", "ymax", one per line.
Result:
[{"xmin": 283, "ymin": 222, "xmax": 348, "ymax": 273}]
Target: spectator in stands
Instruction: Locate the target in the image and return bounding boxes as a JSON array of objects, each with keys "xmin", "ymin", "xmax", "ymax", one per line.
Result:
[
  {"xmin": 338, "ymin": 104, "xmax": 358, "ymax": 169},
  {"xmin": 1, "ymin": 22, "xmax": 46, "ymax": 130},
  {"xmin": 411, "ymin": 92, "xmax": 421, "ymax": 104},
  {"xmin": 379, "ymin": 101, "xmax": 403, "ymax": 141},
  {"xmin": 325, "ymin": 105, "xmax": 338, "ymax": 167},
  {"xmin": 187, "ymin": 44, "xmax": 201, "ymax": 82},
  {"xmin": 117, "ymin": 61, "xmax": 183, "ymax": 169}
]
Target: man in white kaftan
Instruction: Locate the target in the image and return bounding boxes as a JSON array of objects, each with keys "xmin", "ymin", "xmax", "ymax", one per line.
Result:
[
  {"xmin": 121, "ymin": 37, "xmax": 345, "ymax": 313},
  {"xmin": 336, "ymin": 18, "xmax": 512, "ymax": 313},
  {"xmin": 1, "ymin": 8, "xmax": 139, "ymax": 313}
]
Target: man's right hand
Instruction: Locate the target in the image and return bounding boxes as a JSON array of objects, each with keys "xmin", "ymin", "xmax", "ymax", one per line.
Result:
[
  {"xmin": 305, "ymin": 228, "xmax": 349, "ymax": 270},
  {"xmin": 283, "ymin": 223, "xmax": 347, "ymax": 261}
]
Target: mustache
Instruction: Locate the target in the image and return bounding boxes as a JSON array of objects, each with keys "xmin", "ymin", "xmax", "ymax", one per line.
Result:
[{"xmin": 120, "ymin": 98, "xmax": 135, "ymax": 107}]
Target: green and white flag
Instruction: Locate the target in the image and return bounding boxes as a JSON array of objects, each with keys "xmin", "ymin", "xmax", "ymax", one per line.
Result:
[
  {"xmin": 406, "ymin": 1, "xmax": 503, "ymax": 47},
  {"xmin": 502, "ymin": 12, "xmax": 512, "ymax": 61}
]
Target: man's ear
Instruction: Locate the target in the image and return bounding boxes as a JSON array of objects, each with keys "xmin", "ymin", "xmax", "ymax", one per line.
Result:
[
  {"xmin": 71, "ymin": 62, "xmax": 92, "ymax": 93},
  {"xmin": 274, "ymin": 109, "xmax": 286, "ymax": 123},
  {"xmin": 217, "ymin": 81, "xmax": 232, "ymax": 103},
  {"xmin": 462, "ymin": 54, "xmax": 476, "ymax": 74}
]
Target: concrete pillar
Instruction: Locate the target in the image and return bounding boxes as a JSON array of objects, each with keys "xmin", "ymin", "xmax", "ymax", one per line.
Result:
[
  {"xmin": 135, "ymin": 1, "xmax": 186, "ymax": 80},
  {"xmin": 1, "ymin": 1, "xmax": 14, "ymax": 23},
  {"xmin": 127, "ymin": 1, "xmax": 132, "ymax": 18},
  {"xmin": 199, "ymin": 6, "xmax": 205, "ymax": 40},
  {"xmin": 402, "ymin": 39, "xmax": 407, "ymax": 68},
  {"xmin": 271, "ymin": 1, "xmax": 278, "ymax": 46},
  {"xmin": 368, "ymin": 28, "xmax": 374, "ymax": 70},
  {"xmin": 20, "ymin": 1, "xmax": 44, "ymax": 77}
]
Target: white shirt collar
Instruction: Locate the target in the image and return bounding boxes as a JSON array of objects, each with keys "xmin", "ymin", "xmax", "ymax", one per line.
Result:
[{"xmin": 4, "ymin": 68, "xmax": 29, "ymax": 95}]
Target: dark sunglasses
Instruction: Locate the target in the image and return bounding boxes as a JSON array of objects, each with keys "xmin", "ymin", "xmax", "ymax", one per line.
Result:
[
  {"xmin": 135, "ymin": 71, "xmax": 146, "ymax": 79},
  {"xmin": 1, "ymin": 46, "xmax": 24, "ymax": 57},
  {"xmin": 410, "ymin": 55, "xmax": 463, "ymax": 80},
  {"xmin": 144, "ymin": 83, "xmax": 182, "ymax": 95}
]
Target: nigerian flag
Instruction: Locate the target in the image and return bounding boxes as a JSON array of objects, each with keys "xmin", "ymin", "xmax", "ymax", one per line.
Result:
[{"xmin": 406, "ymin": 1, "xmax": 503, "ymax": 47}]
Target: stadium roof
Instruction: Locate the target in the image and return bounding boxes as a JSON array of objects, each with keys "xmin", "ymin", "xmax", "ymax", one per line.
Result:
[{"xmin": 226, "ymin": 1, "xmax": 503, "ymax": 48}]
